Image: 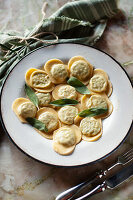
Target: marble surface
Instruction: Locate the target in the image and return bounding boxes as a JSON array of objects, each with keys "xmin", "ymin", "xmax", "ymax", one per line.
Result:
[{"xmin": 0, "ymin": 0, "xmax": 133, "ymax": 200}]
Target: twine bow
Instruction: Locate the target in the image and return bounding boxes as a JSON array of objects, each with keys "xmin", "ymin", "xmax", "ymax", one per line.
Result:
[
  {"xmin": 0, "ymin": 2, "xmax": 58, "ymax": 75},
  {"xmin": 0, "ymin": 2, "xmax": 58, "ymax": 57},
  {"xmin": 19, "ymin": 32, "xmax": 58, "ymax": 46},
  {"xmin": 19, "ymin": 2, "xmax": 58, "ymax": 46}
]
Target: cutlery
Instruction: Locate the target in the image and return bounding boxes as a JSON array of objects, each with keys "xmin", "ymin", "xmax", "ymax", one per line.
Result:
[
  {"xmin": 72, "ymin": 162, "xmax": 133, "ymax": 200},
  {"xmin": 56, "ymin": 148, "xmax": 133, "ymax": 200}
]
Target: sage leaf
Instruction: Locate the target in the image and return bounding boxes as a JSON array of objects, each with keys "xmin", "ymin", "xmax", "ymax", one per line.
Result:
[
  {"xmin": 78, "ymin": 107, "xmax": 108, "ymax": 117},
  {"xmin": 26, "ymin": 117, "xmax": 48, "ymax": 132},
  {"xmin": 67, "ymin": 77, "xmax": 90, "ymax": 94},
  {"xmin": 49, "ymin": 99, "xmax": 78, "ymax": 107},
  {"xmin": 24, "ymin": 84, "xmax": 39, "ymax": 108},
  {"xmin": 122, "ymin": 60, "xmax": 133, "ymax": 67}
]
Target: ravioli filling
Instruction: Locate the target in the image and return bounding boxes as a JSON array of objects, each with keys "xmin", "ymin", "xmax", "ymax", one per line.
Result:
[
  {"xmin": 36, "ymin": 93, "xmax": 51, "ymax": 107},
  {"xmin": 31, "ymin": 72, "xmax": 51, "ymax": 88},
  {"xmin": 71, "ymin": 60, "xmax": 90, "ymax": 80},
  {"xmin": 58, "ymin": 85, "xmax": 77, "ymax": 99},
  {"xmin": 38, "ymin": 112, "xmax": 58, "ymax": 132},
  {"xmin": 89, "ymin": 75, "xmax": 107, "ymax": 92},
  {"xmin": 51, "ymin": 64, "xmax": 68, "ymax": 81},
  {"xmin": 86, "ymin": 95, "xmax": 107, "ymax": 109},
  {"xmin": 55, "ymin": 127, "xmax": 75, "ymax": 146},
  {"xmin": 58, "ymin": 106, "xmax": 78, "ymax": 124},
  {"xmin": 18, "ymin": 102, "xmax": 37, "ymax": 118},
  {"xmin": 80, "ymin": 117, "xmax": 101, "ymax": 136}
]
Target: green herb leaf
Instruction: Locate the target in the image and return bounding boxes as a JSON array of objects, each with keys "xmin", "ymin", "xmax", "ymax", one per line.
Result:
[
  {"xmin": 122, "ymin": 60, "xmax": 133, "ymax": 67},
  {"xmin": 26, "ymin": 117, "xmax": 48, "ymax": 132},
  {"xmin": 78, "ymin": 107, "xmax": 108, "ymax": 117},
  {"xmin": 24, "ymin": 84, "xmax": 39, "ymax": 108},
  {"xmin": 67, "ymin": 77, "xmax": 90, "ymax": 94},
  {"xmin": 49, "ymin": 99, "xmax": 78, "ymax": 107}
]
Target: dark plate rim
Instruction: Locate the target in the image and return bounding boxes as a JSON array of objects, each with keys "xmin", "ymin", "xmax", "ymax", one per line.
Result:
[{"xmin": 0, "ymin": 42, "xmax": 133, "ymax": 168}]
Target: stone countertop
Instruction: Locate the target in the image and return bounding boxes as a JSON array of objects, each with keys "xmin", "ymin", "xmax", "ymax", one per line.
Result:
[{"xmin": 0, "ymin": 0, "xmax": 133, "ymax": 200}]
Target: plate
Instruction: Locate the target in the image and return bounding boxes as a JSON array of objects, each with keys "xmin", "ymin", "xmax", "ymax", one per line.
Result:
[{"xmin": 0, "ymin": 43, "xmax": 133, "ymax": 167}]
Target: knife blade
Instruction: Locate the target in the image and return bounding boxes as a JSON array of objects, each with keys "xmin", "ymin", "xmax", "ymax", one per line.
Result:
[
  {"xmin": 106, "ymin": 162, "xmax": 133, "ymax": 189},
  {"xmin": 69, "ymin": 163, "xmax": 133, "ymax": 200}
]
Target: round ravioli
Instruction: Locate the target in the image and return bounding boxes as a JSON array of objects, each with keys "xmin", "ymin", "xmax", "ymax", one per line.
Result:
[
  {"xmin": 58, "ymin": 105, "xmax": 78, "ymax": 124},
  {"xmin": 53, "ymin": 125, "xmax": 81, "ymax": 155},
  {"xmin": 89, "ymin": 75, "xmax": 108, "ymax": 92},
  {"xmin": 106, "ymin": 80, "xmax": 113, "ymax": 97},
  {"xmin": 25, "ymin": 68, "xmax": 38, "ymax": 86},
  {"xmin": 92, "ymin": 68, "xmax": 109, "ymax": 79},
  {"xmin": 81, "ymin": 93, "xmax": 113, "ymax": 119},
  {"xmin": 25, "ymin": 68, "xmax": 54, "ymax": 93},
  {"xmin": 36, "ymin": 92, "xmax": 51, "ymax": 107},
  {"xmin": 31, "ymin": 71, "xmax": 51, "ymax": 88},
  {"xmin": 34, "ymin": 86, "xmax": 55, "ymax": 93},
  {"xmin": 52, "ymin": 84, "xmax": 77, "ymax": 100},
  {"xmin": 36, "ymin": 107, "xmax": 59, "ymax": 139},
  {"xmin": 12, "ymin": 98, "xmax": 37, "ymax": 123},
  {"xmin": 12, "ymin": 56, "xmax": 114, "ymax": 156},
  {"xmin": 89, "ymin": 69, "xmax": 112, "ymax": 96},
  {"xmin": 68, "ymin": 56, "xmax": 93, "ymax": 85},
  {"xmin": 80, "ymin": 117, "xmax": 102, "ymax": 142},
  {"xmin": 44, "ymin": 59, "xmax": 69, "ymax": 84}
]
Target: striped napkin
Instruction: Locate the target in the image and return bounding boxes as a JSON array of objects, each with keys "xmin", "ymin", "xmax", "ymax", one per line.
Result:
[{"xmin": 0, "ymin": 0, "xmax": 118, "ymax": 87}]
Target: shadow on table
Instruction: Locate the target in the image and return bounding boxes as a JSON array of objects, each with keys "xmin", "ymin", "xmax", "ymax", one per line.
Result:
[{"xmin": 0, "ymin": 122, "xmax": 6, "ymax": 143}]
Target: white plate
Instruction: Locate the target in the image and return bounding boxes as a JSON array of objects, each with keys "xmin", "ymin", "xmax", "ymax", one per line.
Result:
[{"xmin": 0, "ymin": 43, "xmax": 133, "ymax": 167}]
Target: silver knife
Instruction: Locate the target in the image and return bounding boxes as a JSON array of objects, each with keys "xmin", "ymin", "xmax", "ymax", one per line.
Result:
[{"xmin": 71, "ymin": 163, "xmax": 133, "ymax": 200}]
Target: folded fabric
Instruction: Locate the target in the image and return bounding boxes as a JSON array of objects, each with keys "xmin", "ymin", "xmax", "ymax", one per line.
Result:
[{"xmin": 0, "ymin": 0, "xmax": 118, "ymax": 88}]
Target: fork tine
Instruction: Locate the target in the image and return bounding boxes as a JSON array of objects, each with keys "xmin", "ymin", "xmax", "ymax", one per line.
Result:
[
  {"xmin": 124, "ymin": 156, "xmax": 133, "ymax": 164},
  {"xmin": 124, "ymin": 152, "xmax": 133, "ymax": 159},
  {"xmin": 123, "ymin": 148, "xmax": 133, "ymax": 157}
]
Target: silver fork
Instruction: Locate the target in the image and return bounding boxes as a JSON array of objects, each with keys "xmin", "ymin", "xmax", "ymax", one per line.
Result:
[
  {"xmin": 56, "ymin": 148, "xmax": 133, "ymax": 200},
  {"xmin": 107, "ymin": 148, "xmax": 133, "ymax": 171}
]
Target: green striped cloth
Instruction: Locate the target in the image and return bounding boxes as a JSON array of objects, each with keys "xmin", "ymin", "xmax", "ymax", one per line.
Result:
[{"xmin": 0, "ymin": 0, "xmax": 118, "ymax": 88}]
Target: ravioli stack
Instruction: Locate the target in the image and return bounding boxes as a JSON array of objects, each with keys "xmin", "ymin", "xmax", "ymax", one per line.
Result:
[{"xmin": 12, "ymin": 56, "xmax": 113, "ymax": 155}]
